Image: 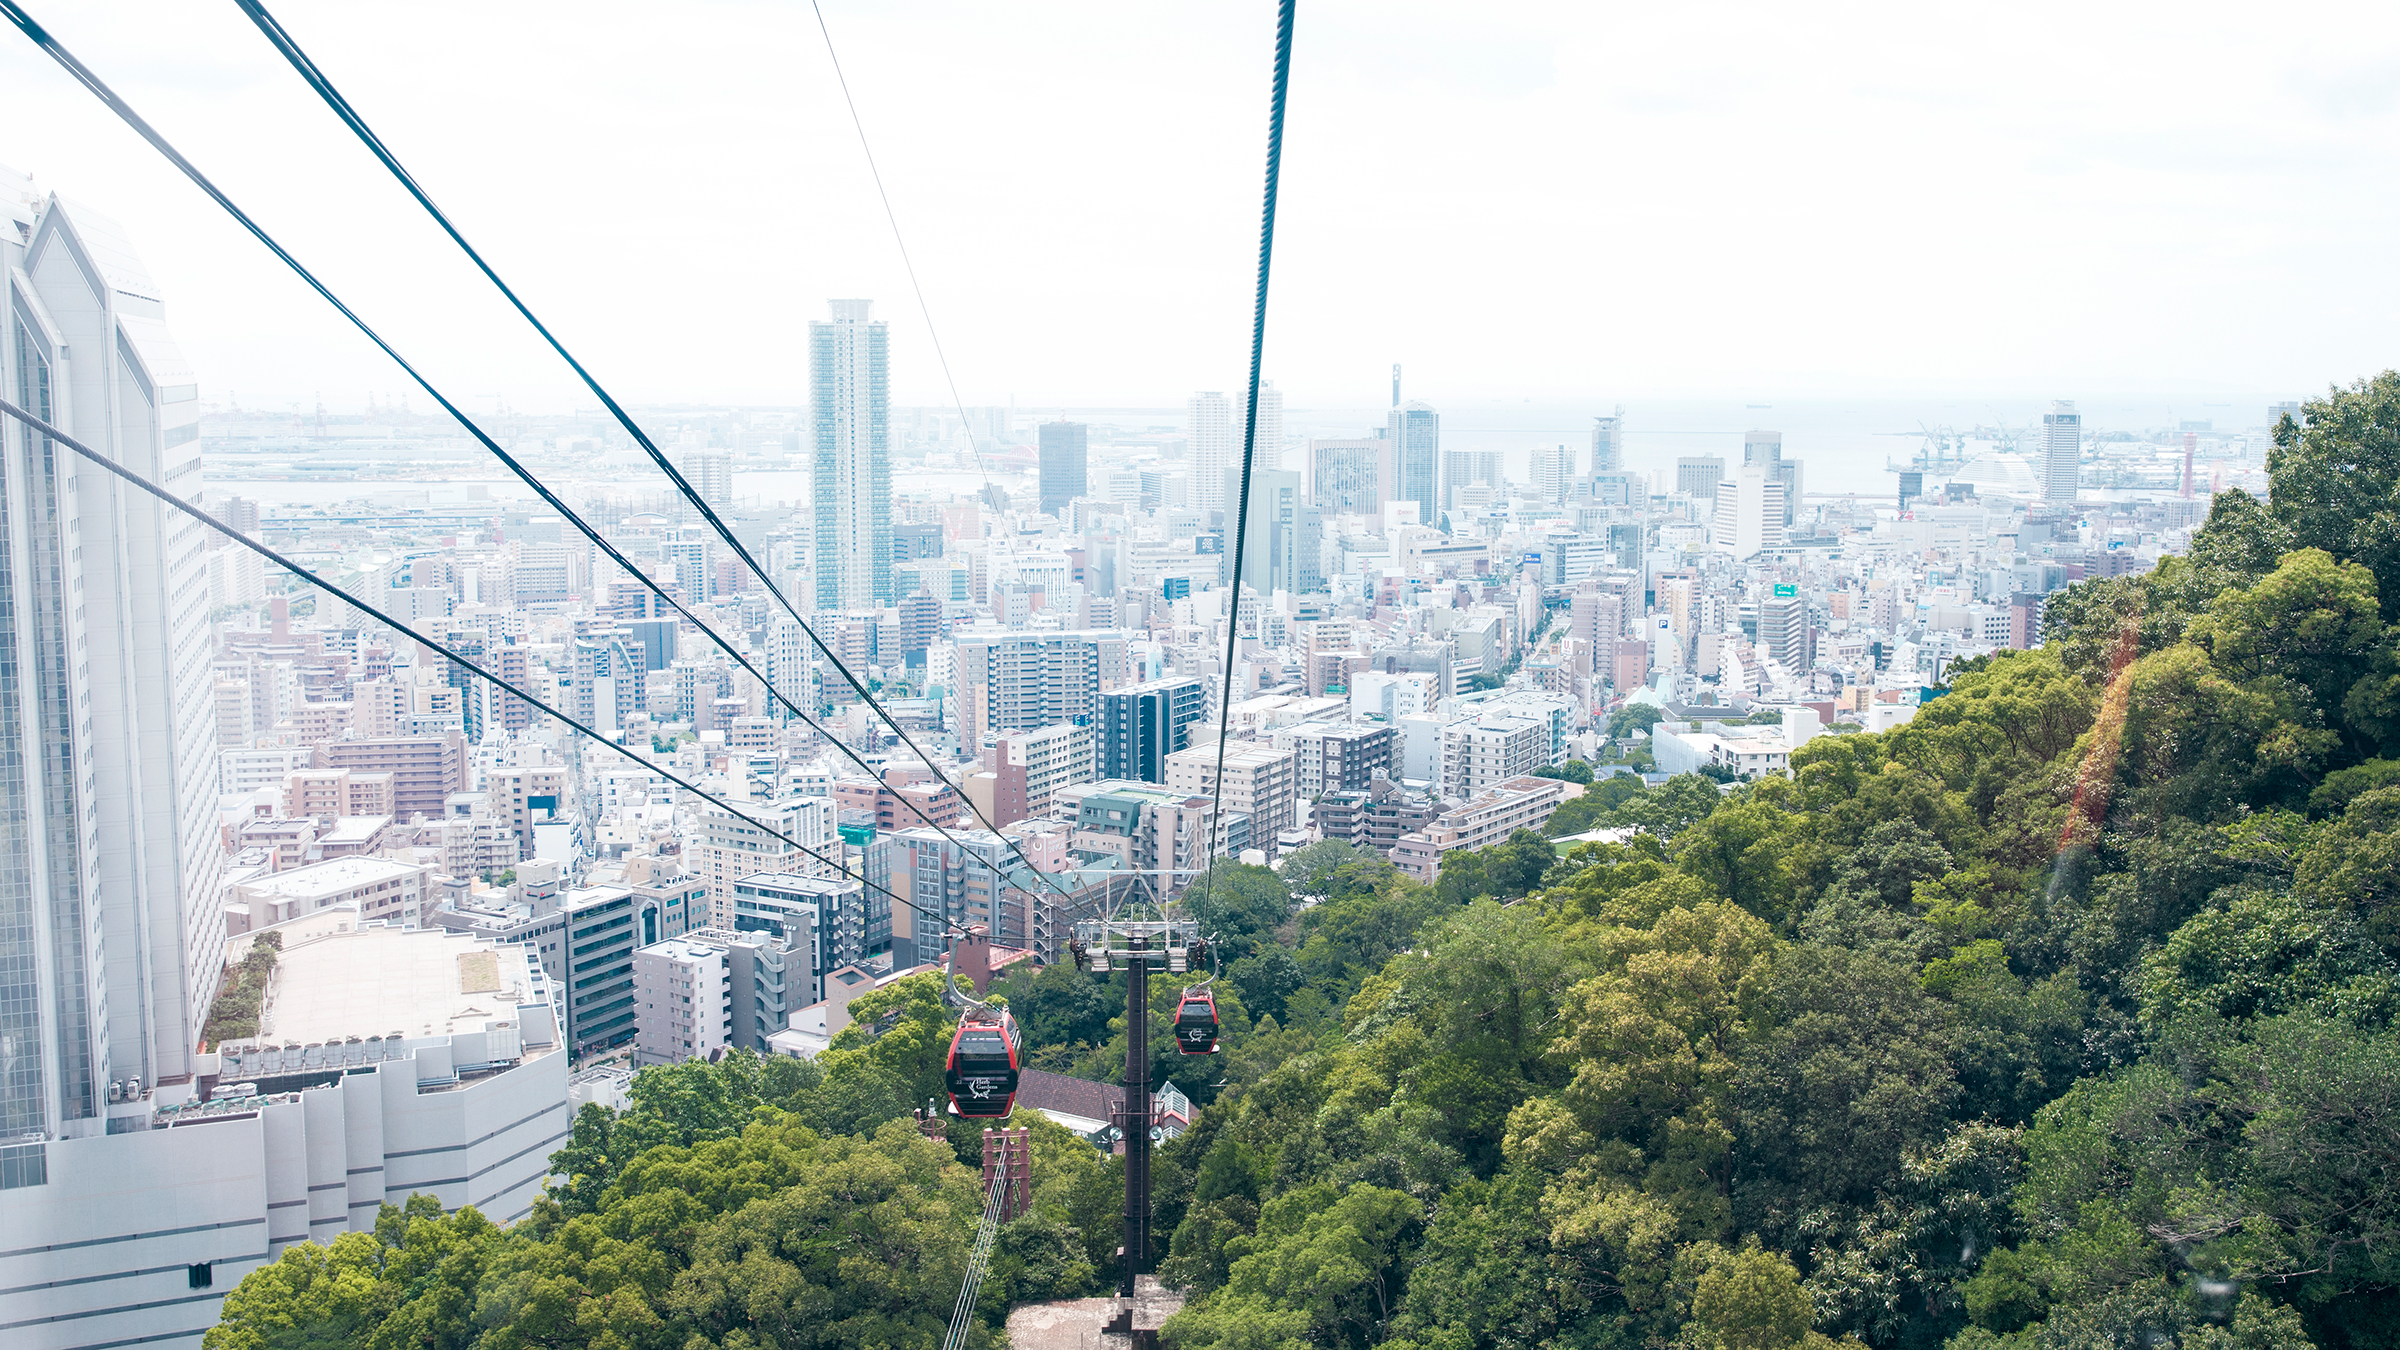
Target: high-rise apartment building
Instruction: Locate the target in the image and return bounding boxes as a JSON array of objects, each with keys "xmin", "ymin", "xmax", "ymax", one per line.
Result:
[
  {"xmin": 971, "ymin": 722, "xmax": 1095, "ymax": 826},
  {"xmin": 1760, "ymin": 592, "xmax": 1808, "ymax": 669},
  {"xmin": 1098, "ymin": 676, "xmax": 1207, "ymax": 784},
  {"xmin": 692, "ymin": 796, "xmax": 835, "ymax": 926},
  {"xmin": 2042, "ymin": 400, "xmax": 2081, "ymax": 504},
  {"xmin": 1529, "ymin": 444, "xmax": 1574, "ymax": 503},
  {"xmin": 1167, "ymin": 739, "xmax": 1300, "ymax": 857},
  {"xmin": 952, "ymin": 629, "xmax": 1130, "ymax": 750},
  {"xmin": 677, "ymin": 448, "xmax": 733, "ymax": 512},
  {"xmin": 1188, "ymin": 391, "xmax": 1234, "ymax": 514},
  {"xmin": 1309, "ymin": 437, "xmax": 1383, "ymax": 514},
  {"xmin": 1038, "ymin": 420, "xmax": 1088, "ymax": 516},
  {"xmin": 1590, "ymin": 414, "xmax": 1623, "ymax": 473},
  {"xmin": 811, "ymin": 299, "xmax": 892, "ymax": 609},
  {"xmin": 2, "ymin": 184, "xmax": 226, "ymax": 1144},
  {"xmin": 1252, "ymin": 379, "xmax": 1284, "ymax": 471},
  {"xmin": 1389, "ymin": 401, "xmax": 1441, "ymax": 523}
]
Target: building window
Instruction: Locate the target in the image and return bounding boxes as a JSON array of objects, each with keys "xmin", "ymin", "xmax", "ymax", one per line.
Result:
[{"xmin": 189, "ymin": 1263, "xmax": 214, "ymax": 1289}]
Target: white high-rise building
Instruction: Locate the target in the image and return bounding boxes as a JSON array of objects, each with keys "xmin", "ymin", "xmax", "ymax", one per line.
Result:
[
  {"xmin": 1252, "ymin": 379, "xmax": 1284, "ymax": 472},
  {"xmin": 1590, "ymin": 413, "xmax": 1624, "ymax": 474},
  {"xmin": 1529, "ymin": 444, "xmax": 1574, "ymax": 503},
  {"xmin": 1188, "ymin": 390, "xmax": 1234, "ymax": 514},
  {"xmin": 0, "ymin": 172, "xmax": 226, "ymax": 1147},
  {"xmin": 2042, "ymin": 400, "xmax": 2081, "ymax": 504},
  {"xmin": 811, "ymin": 299, "xmax": 891, "ymax": 610},
  {"xmin": 1711, "ymin": 465, "xmax": 1789, "ymax": 559},
  {"xmin": 677, "ymin": 447, "xmax": 733, "ymax": 512}
]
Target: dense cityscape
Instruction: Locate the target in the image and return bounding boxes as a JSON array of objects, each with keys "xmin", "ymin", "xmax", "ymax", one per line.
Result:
[{"xmin": 7, "ymin": 3, "xmax": 2400, "ymax": 1345}]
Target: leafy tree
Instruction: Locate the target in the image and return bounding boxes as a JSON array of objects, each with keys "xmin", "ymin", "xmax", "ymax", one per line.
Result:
[{"xmin": 2265, "ymin": 371, "xmax": 2400, "ymax": 621}]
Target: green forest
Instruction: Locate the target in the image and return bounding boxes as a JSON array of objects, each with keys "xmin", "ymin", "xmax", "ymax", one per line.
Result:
[{"xmin": 204, "ymin": 374, "xmax": 2400, "ymax": 1350}]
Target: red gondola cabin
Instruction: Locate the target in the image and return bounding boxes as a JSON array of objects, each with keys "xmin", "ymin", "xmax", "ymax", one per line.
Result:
[
  {"xmin": 1173, "ymin": 989, "xmax": 1220, "ymax": 1055},
  {"xmin": 944, "ymin": 1009, "xmax": 1023, "ymax": 1118}
]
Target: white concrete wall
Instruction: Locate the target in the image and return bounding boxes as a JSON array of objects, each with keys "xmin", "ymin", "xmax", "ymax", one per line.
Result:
[{"xmin": 0, "ymin": 1039, "xmax": 567, "ymax": 1350}]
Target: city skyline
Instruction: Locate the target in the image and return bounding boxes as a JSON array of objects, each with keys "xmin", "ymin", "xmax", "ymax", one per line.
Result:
[
  {"xmin": 3, "ymin": 5, "xmax": 2396, "ymax": 1346},
  {"xmin": 4, "ymin": 3, "xmax": 2392, "ymax": 413}
]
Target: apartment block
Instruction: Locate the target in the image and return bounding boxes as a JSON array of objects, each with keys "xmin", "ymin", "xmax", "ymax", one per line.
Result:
[
  {"xmin": 1390, "ymin": 776, "xmax": 1572, "ymax": 881},
  {"xmin": 320, "ymin": 732, "xmax": 466, "ymax": 820},
  {"xmin": 1166, "ymin": 739, "xmax": 1300, "ymax": 857}
]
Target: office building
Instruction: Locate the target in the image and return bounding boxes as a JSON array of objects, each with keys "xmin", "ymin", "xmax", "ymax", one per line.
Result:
[
  {"xmin": 1188, "ymin": 391, "xmax": 1233, "ymax": 513},
  {"xmin": 1233, "ymin": 467, "xmax": 1319, "ymax": 595},
  {"xmin": 0, "ymin": 908, "xmax": 566, "ymax": 1350},
  {"xmin": 1, "ymin": 182, "xmax": 226, "ymax": 1147},
  {"xmin": 1711, "ymin": 465, "xmax": 1788, "ymax": 559},
  {"xmin": 1099, "ymin": 676, "xmax": 1207, "ymax": 783},
  {"xmin": 1590, "ymin": 414, "xmax": 1623, "ymax": 473},
  {"xmin": 1676, "ymin": 455, "xmax": 1726, "ymax": 500},
  {"xmin": 1310, "ymin": 437, "xmax": 1383, "ymax": 514},
  {"xmin": 2042, "ymin": 400, "xmax": 2081, "ymax": 504},
  {"xmin": 1744, "ymin": 430, "xmax": 1803, "ymax": 527},
  {"xmin": 811, "ymin": 299, "xmax": 892, "ymax": 609},
  {"xmin": 1389, "ymin": 401, "xmax": 1441, "ymax": 523},
  {"xmin": 1038, "ymin": 420, "xmax": 1088, "ymax": 517}
]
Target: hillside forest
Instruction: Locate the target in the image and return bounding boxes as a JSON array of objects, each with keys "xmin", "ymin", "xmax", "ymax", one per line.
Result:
[{"xmin": 203, "ymin": 374, "xmax": 2400, "ymax": 1350}]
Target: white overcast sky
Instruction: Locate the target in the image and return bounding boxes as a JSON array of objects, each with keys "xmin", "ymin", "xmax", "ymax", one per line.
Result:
[{"xmin": 4, "ymin": 0, "xmax": 2397, "ymax": 413}]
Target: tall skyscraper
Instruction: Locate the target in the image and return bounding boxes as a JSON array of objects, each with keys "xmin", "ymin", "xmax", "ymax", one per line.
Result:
[
  {"xmin": 1038, "ymin": 420, "xmax": 1088, "ymax": 517},
  {"xmin": 2, "ymin": 180, "xmax": 225, "ymax": 1143},
  {"xmin": 1188, "ymin": 391, "xmax": 1233, "ymax": 514},
  {"xmin": 1742, "ymin": 430, "xmax": 1803, "ymax": 527},
  {"xmin": 1388, "ymin": 401, "xmax": 1440, "ymax": 524},
  {"xmin": 2042, "ymin": 401, "xmax": 2081, "ymax": 504},
  {"xmin": 811, "ymin": 299, "xmax": 891, "ymax": 610},
  {"xmin": 1251, "ymin": 379, "xmax": 1284, "ymax": 471},
  {"xmin": 1590, "ymin": 413, "xmax": 1624, "ymax": 474}
]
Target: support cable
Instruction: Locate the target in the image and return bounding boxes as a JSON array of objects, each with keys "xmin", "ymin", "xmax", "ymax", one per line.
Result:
[
  {"xmin": 0, "ymin": 394, "xmax": 971, "ymax": 949},
  {"xmin": 1198, "ymin": 0, "xmax": 1297, "ymax": 911},
  {"xmin": 941, "ymin": 1168, "xmax": 1011, "ymax": 1350},
  {"xmin": 220, "ymin": 0, "xmax": 1093, "ymax": 921},
  {"xmin": 0, "ymin": 0, "xmax": 1088, "ymax": 935}
]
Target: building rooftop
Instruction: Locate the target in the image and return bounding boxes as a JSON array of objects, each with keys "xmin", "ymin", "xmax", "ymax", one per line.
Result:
[
  {"xmin": 236, "ymin": 854, "xmax": 420, "ymax": 900},
  {"xmin": 242, "ymin": 919, "xmax": 536, "ymax": 1044}
]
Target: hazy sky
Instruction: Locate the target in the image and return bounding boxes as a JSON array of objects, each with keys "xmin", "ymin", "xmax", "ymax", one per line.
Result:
[{"xmin": 5, "ymin": 1, "xmax": 2396, "ymax": 414}]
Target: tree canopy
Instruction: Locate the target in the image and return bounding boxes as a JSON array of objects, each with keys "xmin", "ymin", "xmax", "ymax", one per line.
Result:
[{"xmin": 208, "ymin": 374, "xmax": 2400, "ymax": 1350}]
